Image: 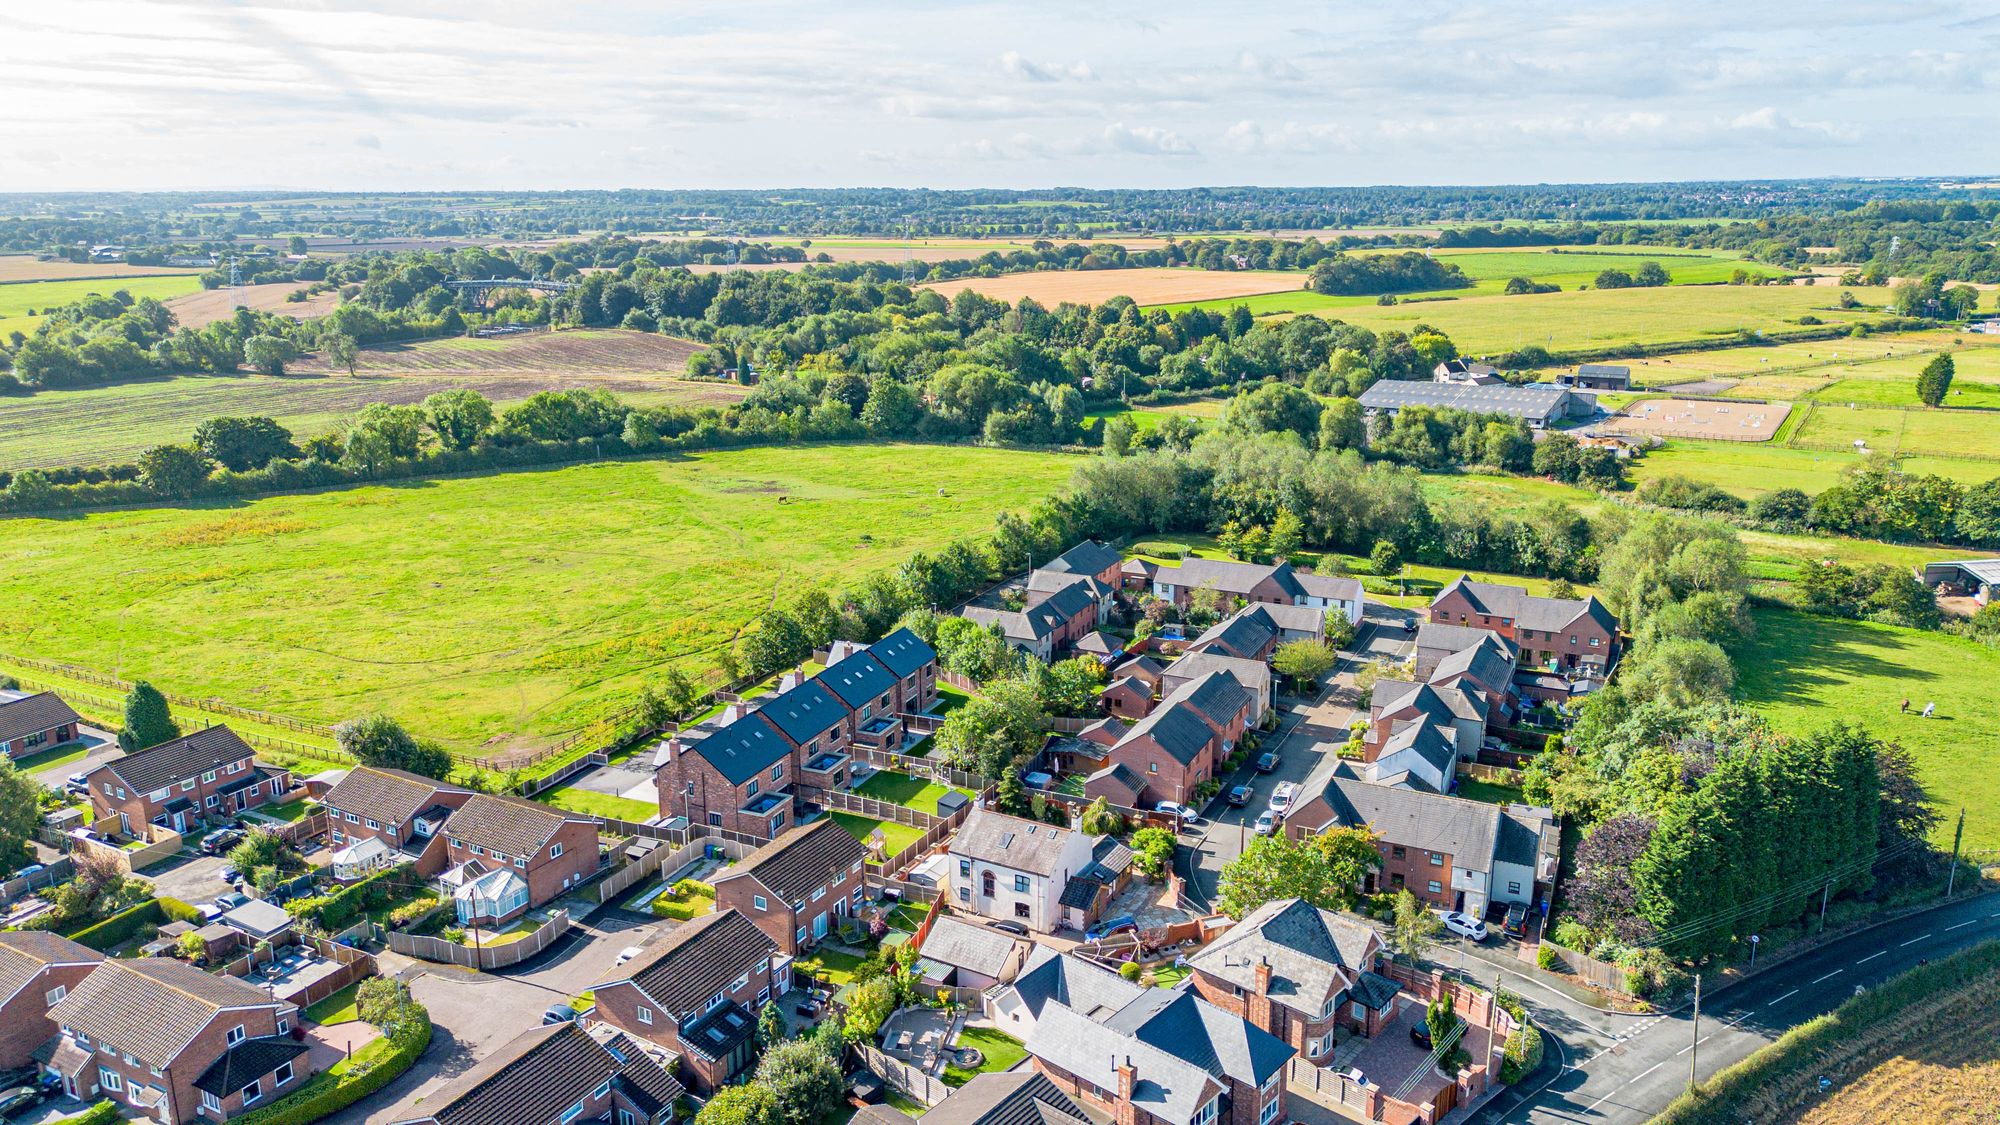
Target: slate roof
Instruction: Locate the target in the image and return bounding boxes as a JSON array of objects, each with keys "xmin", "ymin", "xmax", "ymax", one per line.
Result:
[
  {"xmin": 869, "ymin": 627, "xmax": 938, "ymax": 679},
  {"xmin": 1026, "ymin": 984, "xmax": 1291, "ymax": 1123},
  {"xmin": 192, "ymin": 1038, "xmax": 309, "ymax": 1096},
  {"xmin": 1298, "ymin": 770, "xmax": 1503, "ymax": 871},
  {"xmin": 0, "ymin": 931, "xmax": 100, "ymax": 1005},
  {"xmin": 49, "ymin": 957, "xmax": 285, "ymax": 1071},
  {"xmin": 1497, "ymin": 807, "xmax": 1554, "ymax": 869},
  {"xmin": 716, "ymin": 818, "xmax": 866, "ymax": 904},
  {"xmin": 1026, "ymin": 1003, "xmax": 1220, "ymax": 1125},
  {"xmin": 680, "ymin": 999, "xmax": 757, "ymax": 1061},
  {"xmin": 0, "ymin": 692, "xmax": 81, "ymax": 745},
  {"xmin": 1359, "ymin": 380, "xmax": 1576, "ymax": 424},
  {"xmin": 916, "ymin": 1072, "xmax": 1097, "ymax": 1125},
  {"xmin": 1072, "ymin": 631, "xmax": 1121, "ymax": 658},
  {"xmin": 1152, "ymin": 558, "xmax": 1306, "ymax": 601},
  {"xmin": 1042, "ymin": 540, "xmax": 1121, "ymax": 579},
  {"xmin": 1162, "ymin": 654, "xmax": 1267, "ymax": 706},
  {"xmin": 950, "ymin": 810, "xmax": 1079, "ymax": 875},
  {"xmin": 1295, "ymin": 573, "xmax": 1363, "ymax": 604},
  {"xmin": 819, "ymin": 651, "xmax": 897, "ymax": 709},
  {"xmin": 1255, "ymin": 602, "xmax": 1330, "ymax": 635},
  {"xmin": 921, "ymin": 916, "xmax": 1023, "ymax": 979},
  {"xmin": 413, "ymin": 1021, "xmax": 682, "ymax": 1125},
  {"xmin": 323, "ymin": 766, "xmax": 462, "ymax": 829},
  {"xmin": 757, "ymin": 678, "xmax": 847, "ymax": 745},
  {"xmin": 1433, "ymin": 577, "xmax": 1619, "ymax": 636},
  {"xmin": 1099, "ymin": 678, "xmax": 1150, "ymax": 708},
  {"xmin": 1171, "ymin": 668, "xmax": 1254, "ymax": 729},
  {"xmin": 443, "ymin": 793, "xmax": 583, "ymax": 860},
  {"xmin": 1187, "ymin": 898, "xmax": 1376, "ymax": 1013},
  {"xmin": 1116, "ymin": 699, "xmax": 1217, "ymax": 767},
  {"xmin": 1376, "ymin": 719, "xmax": 1458, "ymax": 781},
  {"xmin": 1347, "ymin": 971, "xmax": 1403, "ymax": 1011},
  {"xmin": 606, "ymin": 908, "xmax": 776, "ymax": 1018},
  {"xmin": 97, "ymin": 726, "xmax": 255, "ymax": 794},
  {"xmin": 1111, "ymin": 988, "xmax": 1294, "ymax": 1087},
  {"xmin": 1187, "ymin": 607, "xmax": 1279, "ymax": 661},
  {"xmin": 1003, "ymin": 947, "xmax": 1145, "ymax": 1022},
  {"xmin": 1430, "ymin": 635, "xmax": 1515, "ymax": 691},
  {"xmin": 1084, "ymin": 762, "xmax": 1144, "ymax": 804},
  {"xmin": 687, "ymin": 711, "xmax": 791, "ymax": 786},
  {"xmin": 1415, "ymin": 623, "xmax": 1512, "ymax": 666},
  {"xmin": 1121, "ymin": 655, "xmax": 1166, "ymax": 685}
]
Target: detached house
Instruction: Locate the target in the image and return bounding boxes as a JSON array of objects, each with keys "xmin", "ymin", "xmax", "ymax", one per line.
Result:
[
  {"xmin": 712, "ymin": 818, "xmax": 868, "ymax": 953},
  {"xmin": 45, "ymin": 958, "xmax": 311, "ymax": 1125},
  {"xmin": 947, "ymin": 810, "xmax": 1101, "ymax": 933},
  {"xmin": 85, "ymin": 727, "xmax": 288, "ymax": 839},
  {"xmin": 1428, "ymin": 578, "xmax": 1618, "ymax": 674},
  {"xmin": 392, "ymin": 1021, "xmax": 682, "ymax": 1125},
  {"xmin": 0, "ymin": 931, "xmax": 102, "ymax": 1070},
  {"xmin": 0, "ymin": 692, "xmax": 83, "ymax": 761},
  {"xmin": 1185, "ymin": 898, "xmax": 1394, "ymax": 1062},
  {"xmin": 960, "ymin": 540, "xmax": 1125, "ymax": 664},
  {"xmin": 586, "ymin": 909, "xmax": 784, "ymax": 1093},
  {"xmin": 439, "ymin": 794, "xmax": 600, "ymax": 924},
  {"xmin": 320, "ymin": 766, "xmax": 475, "ymax": 879},
  {"xmin": 1139, "ymin": 558, "xmax": 1363, "ymax": 628}
]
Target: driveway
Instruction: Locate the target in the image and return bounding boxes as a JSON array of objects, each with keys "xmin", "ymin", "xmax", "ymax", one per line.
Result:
[
  {"xmin": 141, "ymin": 851, "xmax": 234, "ymax": 906},
  {"xmin": 20, "ymin": 724, "xmax": 120, "ymax": 788}
]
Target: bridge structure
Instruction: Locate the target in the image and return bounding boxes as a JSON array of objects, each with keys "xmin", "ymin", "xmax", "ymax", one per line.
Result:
[{"xmin": 443, "ymin": 276, "xmax": 578, "ymax": 306}]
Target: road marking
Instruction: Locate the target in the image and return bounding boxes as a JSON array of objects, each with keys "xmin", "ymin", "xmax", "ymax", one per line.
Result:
[
  {"xmin": 1945, "ymin": 919, "xmax": 1977, "ymax": 931},
  {"xmin": 1634, "ymin": 1062, "xmax": 1663, "ymax": 1081},
  {"xmin": 1765, "ymin": 989, "xmax": 1799, "ymax": 1007},
  {"xmin": 1673, "ymin": 1034, "xmax": 1713, "ymax": 1058},
  {"xmin": 1811, "ymin": 969, "xmax": 1843, "ymax": 984},
  {"xmin": 1856, "ymin": 950, "xmax": 1886, "ymax": 964},
  {"xmin": 1901, "ymin": 934, "xmax": 1931, "ymax": 947}
]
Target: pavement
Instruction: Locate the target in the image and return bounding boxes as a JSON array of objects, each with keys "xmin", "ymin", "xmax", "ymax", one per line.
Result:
[{"xmin": 20, "ymin": 724, "xmax": 120, "ymax": 788}]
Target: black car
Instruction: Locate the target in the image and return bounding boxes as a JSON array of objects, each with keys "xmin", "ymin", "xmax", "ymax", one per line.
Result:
[
  {"xmin": 1410, "ymin": 1021, "xmax": 1433, "ymax": 1050},
  {"xmin": 1226, "ymin": 785, "xmax": 1253, "ymax": 807},
  {"xmin": 201, "ymin": 828, "xmax": 246, "ymax": 855},
  {"xmin": 1255, "ymin": 752, "xmax": 1280, "ymax": 773},
  {"xmin": 990, "ymin": 920, "xmax": 1030, "ymax": 936},
  {"xmin": 0, "ymin": 1084, "xmax": 47, "ymax": 1118}
]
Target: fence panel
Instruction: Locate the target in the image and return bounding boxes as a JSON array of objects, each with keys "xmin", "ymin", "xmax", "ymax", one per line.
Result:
[
  {"xmin": 857, "ymin": 1043, "xmax": 953, "ymax": 1107},
  {"xmin": 0, "ymin": 857, "xmax": 73, "ymax": 906},
  {"xmin": 385, "ymin": 909, "xmax": 572, "ymax": 970},
  {"xmin": 1538, "ymin": 940, "xmax": 1634, "ymax": 995}
]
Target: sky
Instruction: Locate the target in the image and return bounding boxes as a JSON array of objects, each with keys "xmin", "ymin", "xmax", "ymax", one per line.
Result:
[{"xmin": 4, "ymin": 0, "xmax": 1999, "ymax": 192}]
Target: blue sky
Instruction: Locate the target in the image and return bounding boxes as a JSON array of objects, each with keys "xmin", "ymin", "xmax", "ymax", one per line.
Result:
[{"xmin": 4, "ymin": 0, "xmax": 1997, "ymax": 191}]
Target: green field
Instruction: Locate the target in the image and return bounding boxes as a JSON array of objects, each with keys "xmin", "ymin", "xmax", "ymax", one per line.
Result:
[
  {"xmin": 1626, "ymin": 439, "xmax": 1999, "ymax": 499},
  {"xmin": 0, "ymin": 275, "xmax": 204, "ymax": 336},
  {"xmin": 1792, "ymin": 403, "xmax": 2000, "ymax": 459},
  {"xmin": 0, "ymin": 444, "xmax": 1076, "ymax": 757},
  {"xmin": 1735, "ymin": 607, "xmax": 2000, "ymax": 851}
]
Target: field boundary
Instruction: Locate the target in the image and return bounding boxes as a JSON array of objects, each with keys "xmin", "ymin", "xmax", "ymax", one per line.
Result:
[{"xmin": 0, "ymin": 651, "xmax": 334, "ymax": 736}]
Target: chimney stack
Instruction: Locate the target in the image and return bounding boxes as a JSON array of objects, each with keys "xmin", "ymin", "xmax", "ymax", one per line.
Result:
[
  {"xmin": 1248, "ymin": 956, "xmax": 1276, "ymax": 1036},
  {"xmin": 1114, "ymin": 1056, "xmax": 1138, "ymax": 1125}
]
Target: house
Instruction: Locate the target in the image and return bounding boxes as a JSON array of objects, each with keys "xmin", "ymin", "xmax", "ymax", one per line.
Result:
[
  {"xmin": 1427, "ymin": 577, "xmax": 1619, "ymax": 673},
  {"xmin": 1185, "ymin": 606, "xmax": 1281, "ymax": 663},
  {"xmin": 1159, "ymin": 653, "xmax": 1267, "ymax": 727},
  {"xmin": 44, "ymin": 958, "xmax": 311, "ymax": 1125},
  {"xmin": 0, "ymin": 692, "xmax": 84, "ymax": 761},
  {"xmin": 947, "ymin": 810, "xmax": 1101, "ymax": 933},
  {"xmin": 870, "ymin": 626, "xmax": 943, "ymax": 714},
  {"xmin": 85, "ymin": 727, "xmax": 289, "ymax": 839},
  {"xmin": 1562, "ymin": 364, "xmax": 1631, "ymax": 391},
  {"xmin": 391, "ymin": 1021, "xmax": 682, "ymax": 1125},
  {"xmin": 1186, "ymin": 898, "xmax": 1392, "ymax": 1061},
  {"xmin": 586, "ymin": 909, "xmax": 783, "ymax": 1093},
  {"xmin": 1358, "ymin": 380, "xmax": 1589, "ymax": 429},
  {"xmin": 1023, "ymin": 964, "xmax": 1294, "ymax": 1125},
  {"xmin": 1073, "ymin": 631, "xmax": 1124, "ymax": 666},
  {"xmin": 1104, "ymin": 671, "xmax": 1250, "ymax": 806},
  {"xmin": 1083, "ymin": 761, "xmax": 1148, "ymax": 809},
  {"xmin": 1412, "ymin": 623, "xmax": 1511, "ymax": 680},
  {"xmin": 1040, "ymin": 540, "xmax": 1125, "ymax": 589},
  {"xmin": 1053, "ymin": 836, "xmax": 1135, "ymax": 928},
  {"xmin": 1255, "ymin": 603, "xmax": 1328, "ymax": 646},
  {"xmin": 1121, "ymin": 655, "xmax": 1168, "ymax": 692},
  {"xmin": 854, "ymin": 1072, "xmax": 1097, "ymax": 1125},
  {"xmin": 1099, "ymin": 677, "xmax": 1154, "ymax": 721},
  {"xmin": 917, "ymin": 916, "xmax": 1031, "ymax": 989},
  {"xmin": 654, "ymin": 714, "xmax": 797, "ymax": 840},
  {"xmin": 962, "ymin": 581, "xmax": 1100, "ymax": 663},
  {"xmin": 439, "ymin": 794, "xmax": 600, "ymax": 924},
  {"xmin": 711, "ymin": 818, "xmax": 868, "ymax": 953},
  {"xmin": 1358, "ymin": 711, "xmax": 1460, "ymax": 793},
  {"xmin": 1920, "ymin": 558, "xmax": 2000, "ymax": 606},
  {"xmin": 320, "ymin": 766, "xmax": 475, "ymax": 878},
  {"xmin": 1286, "ymin": 762, "xmax": 1560, "ymax": 917},
  {"xmin": 1365, "ymin": 679, "xmax": 1489, "ymax": 771},
  {"xmin": 1433, "ymin": 359, "xmax": 1504, "ymax": 385},
  {"xmin": 989, "ymin": 945, "xmax": 1144, "ymax": 1037},
  {"xmin": 0, "ymin": 932, "xmax": 102, "ymax": 1070},
  {"xmin": 1144, "ymin": 559, "xmax": 1363, "ymax": 628}
]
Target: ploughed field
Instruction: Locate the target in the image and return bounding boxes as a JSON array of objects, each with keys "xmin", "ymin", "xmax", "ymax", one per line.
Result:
[{"xmin": 0, "ymin": 444, "xmax": 1075, "ymax": 757}]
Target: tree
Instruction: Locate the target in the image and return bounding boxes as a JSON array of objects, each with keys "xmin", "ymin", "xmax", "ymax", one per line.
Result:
[
  {"xmin": 422, "ymin": 389, "xmax": 495, "ymax": 451},
  {"xmin": 137, "ymin": 444, "xmax": 212, "ymax": 497},
  {"xmin": 1128, "ymin": 826, "xmax": 1178, "ymax": 878},
  {"xmin": 119, "ymin": 681, "xmax": 181, "ymax": 751},
  {"xmin": 743, "ymin": 609, "xmax": 812, "ymax": 676},
  {"xmin": 243, "ymin": 334, "xmax": 289, "ymax": 376},
  {"xmin": 1309, "ymin": 826, "xmax": 1383, "ymax": 899},
  {"xmin": 1426, "ymin": 993, "xmax": 1464, "ymax": 1073},
  {"xmin": 860, "ymin": 377, "xmax": 921, "ymax": 438},
  {"xmin": 334, "ymin": 714, "xmax": 453, "ymax": 779},
  {"xmin": 756, "ymin": 1038, "xmax": 845, "ymax": 1125},
  {"xmin": 1269, "ymin": 509, "xmax": 1305, "ymax": 561},
  {"xmin": 345, "ymin": 403, "xmax": 427, "ymax": 470},
  {"xmin": 1634, "ymin": 261, "xmax": 1670, "ymax": 287},
  {"xmin": 1389, "ymin": 889, "xmax": 1444, "ymax": 963},
  {"xmin": 694, "ymin": 1083, "xmax": 777, "ymax": 1125},
  {"xmin": 1317, "ymin": 396, "xmax": 1365, "ymax": 452},
  {"xmin": 1079, "ymin": 797, "xmax": 1125, "ymax": 837},
  {"xmin": 1044, "ymin": 657, "xmax": 1105, "ymax": 717},
  {"xmin": 1272, "ymin": 639, "xmax": 1338, "ymax": 692},
  {"xmin": 1217, "ymin": 834, "xmax": 1363, "ymax": 918},
  {"xmin": 324, "ymin": 331, "xmax": 360, "ymax": 376},
  {"xmin": 1567, "ymin": 814, "xmax": 1656, "ymax": 944},
  {"xmin": 1369, "ymin": 539, "xmax": 1401, "ymax": 577},
  {"xmin": 1221, "ymin": 382, "xmax": 1323, "ymax": 446},
  {"xmin": 1915, "ymin": 353, "xmax": 1954, "ymax": 407},
  {"xmin": 0, "ymin": 762, "xmax": 38, "ymax": 876},
  {"xmin": 1102, "ymin": 414, "xmax": 1136, "ymax": 457},
  {"xmin": 843, "ymin": 976, "xmax": 897, "ymax": 1041},
  {"xmin": 193, "ymin": 416, "xmax": 298, "ymax": 472},
  {"xmin": 1620, "ymin": 637, "xmax": 1735, "ymax": 708}
]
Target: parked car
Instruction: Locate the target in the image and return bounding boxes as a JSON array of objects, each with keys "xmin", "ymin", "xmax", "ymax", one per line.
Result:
[
  {"xmin": 1226, "ymin": 785, "xmax": 1253, "ymax": 807},
  {"xmin": 1266, "ymin": 782, "xmax": 1298, "ymax": 816},
  {"xmin": 13, "ymin": 864, "xmax": 43, "ymax": 881},
  {"xmin": 542, "ymin": 1004, "xmax": 578, "ymax": 1026},
  {"xmin": 1254, "ymin": 811, "xmax": 1277, "ymax": 837},
  {"xmin": 1255, "ymin": 752, "xmax": 1280, "ymax": 773},
  {"xmin": 1504, "ymin": 901, "xmax": 1529, "ymax": 937},
  {"xmin": 1086, "ymin": 916, "xmax": 1137, "ymax": 943},
  {"xmin": 213, "ymin": 891, "xmax": 250, "ymax": 913},
  {"xmin": 201, "ymin": 827, "xmax": 246, "ymax": 855},
  {"xmin": 615, "ymin": 946, "xmax": 645, "ymax": 967},
  {"xmin": 219, "ymin": 864, "xmax": 241, "ymax": 885},
  {"xmin": 1410, "ymin": 1021, "xmax": 1433, "ymax": 1050},
  {"xmin": 1434, "ymin": 909, "xmax": 1489, "ymax": 943},
  {"xmin": 1152, "ymin": 801, "xmax": 1191, "ymax": 819},
  {"xmin": 1339, "ymin": 1067, "xmax": 1369, "ymax": 1087},
  {"xmin": 989, "ymin": 920, "xmax": 1030, "ymax": 936},
  {"xmin": 0, "ymin": 1069, "xmax": 38, "ymax": 1095},
  {"xmin": 0, "ymin": 1084, "xmax": 47, "ymax": 1118},
  {"xmin": 64, "ymin": 773, "xmax": 91, "ymax": 795}
]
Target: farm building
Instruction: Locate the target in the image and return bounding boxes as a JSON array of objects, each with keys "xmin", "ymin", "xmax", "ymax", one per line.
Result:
[
  {"xmin": 1432, "ymin": 359, "xmax": 1504, "ymax": 385},
  {"xmin": 1358, "ymin": 380, "xmax": 1591, "ymax": 429},
  {"xmin": 1920, "ymin": 558, "xmax": 2000, "ymax": 606},
  {"xmin": 1561, "ymin": 364, "xmax": 1632, "ymax": 390}
]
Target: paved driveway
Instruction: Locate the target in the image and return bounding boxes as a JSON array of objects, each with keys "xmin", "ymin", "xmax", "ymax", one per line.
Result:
[
  {"xmin": 22, "ymin": 725, "xmax": 120, "ymax": 788},
  {"xmin": 141, "ymin": 851, "xmax": 234, "ymax": 907}
]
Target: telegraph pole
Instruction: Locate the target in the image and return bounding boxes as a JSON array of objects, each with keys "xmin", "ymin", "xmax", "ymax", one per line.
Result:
[
  {"xmin": 1485, "ymin": 971, "xmax": 1502, "ymax": 1073},
  {"xmin": 1687, "ymin": 974, "xmax": 1702, "ymax": 1092},
  {"xmin": 1945, "ymin": 807, "xmax": 1965, "ymax": 898}
]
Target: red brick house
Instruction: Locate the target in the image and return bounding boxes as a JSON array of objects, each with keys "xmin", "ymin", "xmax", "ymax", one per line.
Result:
[
  {"xmin": 44, "ymin": 958, "xmax": 311, "ymax": 1125},
  {"xmin": 85, "ymin": 727, "xmax": 289, "ymax": 839},
  {"xmin": 712, "ymin": 819, "xmax": 868, "ymax": 953},
  {"xmin": 320, "ymin": 766, "xmax": 475, "ymax": 879},
  {"xmin": 1105, "ymin": 671, "xmax": 1250, "ymax": 806},
  {"xmin": 1040, "ymin": 540, "xmax": 1125, "ymax": 590},
  {"xmin": 1427, "ymin": 577, "xmax": 1619, "ymax": 674},
  {"xmin": 0, "ymin": 692, "xmax": 83, "ymax": 762},
  {"xmin": 1185, "ymin": 898, "xmax": 1394, "ymax": 1062},
  {"xmin": 961, "ymin": 580, "xmax": 1099, "ymax": 663},
  {"xmin": 586, "ymin": 909, "xmax": 784, "ymax": 1093},
  {"xmin": 391, "ymin": 1021, "xmax": 681, "ymax": 1125},
  {"xmin": 1099, "ymin": 677, "xmax": 1153, "ymax": 721},
  {"xmin": 0, "ymin": 931, "xmax": 102, "ymax": 1070},
  {"xmin": 440, "ymin": 794, "xmax": 601, "ymax": 924}
]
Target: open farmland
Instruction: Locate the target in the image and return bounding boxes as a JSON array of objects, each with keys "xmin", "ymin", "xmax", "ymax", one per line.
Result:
[
  {"xmin": 0, "ymin": 256, "xmax": 203, "ymax": 283},
  {"xmin": 164, "ymin": 282, "xmax": 339, "ymax": 328},
  {"xmin": 1793, "ymin": 993, "xmax": 2000, "ymax": 1125},
  {"xmin": 0, "ymin": 274, "xmax": 205, "ymax": 338},
  {"xmin": 921, "ymin": 266, "xmax": 1304, "ymax": 306},
  {"xmin": 1790, "ymin": 401, "xmax": 2000, "ymax": 459},
  {"xmin": 0, "ymin": 443, "xmax": 1076, "ymax": 757},
  {"xmin": 0, "ymin": 330, "xmax": 722, "ymax": 470}
]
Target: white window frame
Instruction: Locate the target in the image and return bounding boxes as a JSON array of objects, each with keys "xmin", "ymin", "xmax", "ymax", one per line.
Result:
[
  {"xmin": 275, "ymin": 1061, "xmax": 294, "ymax": 1087},
  {"xmin": 226, "ymin": 1025, "xmax": 246, "ymax": 1046},
  {"xmin": 637, "ymin": 1006, "xmax": 653, "ymax": 1025},
  {"xmin": 753, "ymin": 895, "xmax": 768, "ymax": 911},
  {"xmin": 551, "ymin": 842, "xmax": 564, "ymax": 859},
  {"xmin": 45, "ymin": 985, "xmax": 66, "ymax": 1005},
  {"xmin": 242, "ymin": 1079, "xmax": 262, "ymax": 1105},
  {"xmin": 99, "ymin": 1069, "xmax": 121, "ymax": 1093}
]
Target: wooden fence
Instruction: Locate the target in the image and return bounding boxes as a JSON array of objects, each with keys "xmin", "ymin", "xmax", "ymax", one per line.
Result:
[
  {"xmin": 0, "ymin": 652, "xmax": 335, "ymax": 737},
  {"xmin": 1456, "ymin": 761, "xmax": 1525, "ymax": 787},
  {"xmin": 386, "ymin": 909, "xmax": 573, "ymax": 970},
  {"xmin": 851, "ymin": 747, "xmax": 991, "ymax": 791},
  {"xmin": 0, "ymin": 857, "xmax": 73, "ymax": 907},
  {"xmin": 1537, "ymin": 939, "xmax": 1634, "ymax": 996},
  {"xmin": 857, "ymin": 1043, "xmax": 953, "ymax": 1107},
  {"xmin": 593, "ymin": 835, "xmax": 754, "ymax": 905},
  {"xmin": 221, "ymin": 935, "xmax": 377, "ymax": 1011}
]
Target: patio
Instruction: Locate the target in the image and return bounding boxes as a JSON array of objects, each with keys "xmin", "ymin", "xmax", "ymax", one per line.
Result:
[
  {"xmin": 1102, "ymin": 878, "xmax": 1195, "ymax": 932},
  {"xmin": 879, "ymin": 1006, "xmax": 959, "ymax": 1075},
  {"xmin": 239, "ymin": 946, "xmax": 349, "ymax": 1007},
  {"xmin": 1338, "ymin": 998, "xmax": 1503, "ymax": 1111}
]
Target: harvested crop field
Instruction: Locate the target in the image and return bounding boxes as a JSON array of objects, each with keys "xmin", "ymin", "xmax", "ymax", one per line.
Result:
[
  {"xmin": 292, "ymin": 328, "xmax": 699, "ymax": 378},
  {"xmin": 1603, "ymin": 397, "xmax": 1790, "ymax": 441},
  {"xmin": 0, "ymin": 256, "xmax": 202, "ymax": 283},
  {"xmin": 921, "ymin": 267, "xmax": 1303, "ymax": 306},
  {"xmin": 165, "ymin": 282, "xmax": 339, "ymax": 328}
]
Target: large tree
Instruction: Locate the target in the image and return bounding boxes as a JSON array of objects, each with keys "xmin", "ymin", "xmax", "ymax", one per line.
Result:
[
  {"xmin": 422, "ymin": 389, "xmax": 495, "ymax": 451},
  {"xmin": 0, "ymin": 763, "xmax": 39, "ymax": 876},
  {"xmin": 1217, "ymin": 832, "xmax": 1373, "ymax": 918},
  {"xmin": 193, "ymin": 416, "xmax": 299, "ymax": 472},
  {"xmin": 755, "ymin": 1038, "xmax": 844, "ymax": 1125},
  {"xmin": 693, "ymin": 1084, "xmax": 776, "ymax": 1125},
  {"xmin": 137, "ymin": 444, "xmax": 212, "ymax": 497},
  {"xmin": 1915, "ymin": 353, "xmax": 1955, "ymax": 407},
  {"xmin": 119, "ymin": 681, "xmax": 181, "ymax": 751},
  {"xmin": 1273, "ymin": 639, "xmax": 1339, "ymax": 692},
  {"xmin": 334, "ymin": 714, "xmax": 453, "ymax": 780}
]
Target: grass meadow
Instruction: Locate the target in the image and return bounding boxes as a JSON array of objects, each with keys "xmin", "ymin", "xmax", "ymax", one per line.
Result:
[
  {"xmin": 0, "ymin": 444, "xmax": 1077, "ymax": 756},
  {"xmin": 0, "ymin": 274, "xmax": 206, "ymax": 338}
]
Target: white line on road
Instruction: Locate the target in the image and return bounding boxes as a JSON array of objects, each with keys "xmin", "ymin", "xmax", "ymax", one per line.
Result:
[
  {"xmin": 1674, "ymin": 1034, "xmax": 1713, "ymax": 1058},
  {"xmin": 1946, "ymin": 919, "xmax": 1977, "ymax": 931},
  {"xmin": 1765, "ymin": 989, "xmax": 1799, "ymax": 1007},
  {"xmin": 1811, "ymin": 969, "xmax": 1843, "ymax": 984},
  {"xmin": 1634, "ymin": 1061, "xmax": 1663, "ymax": 1081},
  {"xmin": 1857, "ymin": 950, "xmax": 1886, "ymax": 964},
  {"xmin": 1901, "ymin": 934, "xmax": 1931, "ymax": 947}
]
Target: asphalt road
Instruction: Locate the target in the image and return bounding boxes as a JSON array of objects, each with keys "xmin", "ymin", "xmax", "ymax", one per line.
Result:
[{"xmin": 1472, "ymin": 889, "xmax": 2000, "ymax": 1124}]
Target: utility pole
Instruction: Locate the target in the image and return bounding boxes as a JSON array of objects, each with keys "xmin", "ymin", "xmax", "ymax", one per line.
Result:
[
  {"xmin": 1485, "ymin": 970, "xmax": 1502, "ymax": 1072},
  {"xmin": 1943, "ymin": 806, "xmax": 1967, "ymax": 897},
  {"xmin": 1687, "ymin": 974, "xmax": 1702, "ymax": 1093},
  {"xmin": 1818, "ymin": 882, "xmax": 1832, "ymax": 933}
]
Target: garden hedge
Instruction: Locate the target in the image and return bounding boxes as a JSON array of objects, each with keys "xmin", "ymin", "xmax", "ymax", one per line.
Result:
[
  {"xmin": 230, "ymin": 1004, "xmax": 432, "ymax": 1125},
  {"xmin": 51, "ymin": 1102, "xmax": 118, "ymax": 1125},
  {"xmin": 70, "ymin": 899, "xmax": 166, "ymax": 951},
  {"xmin": 288, "ymin": 863, "xmax": 414, "ymax": 931}
]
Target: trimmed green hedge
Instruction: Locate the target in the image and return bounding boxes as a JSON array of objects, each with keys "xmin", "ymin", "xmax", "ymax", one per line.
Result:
[
  {"xmin": 287, "ymin": 863, "xmax": 414, "ymax": 931},
  {"xmin": 70, "ymin": 899, "xmax": 165, "ymax": 951},
  {"xmin": 230, "ymin": 1005, "xmax": 432, "ymax": 1125},
  {"xmin": 51, "ymin": 1101, "xmax": 118, "ymax": 1125}
]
